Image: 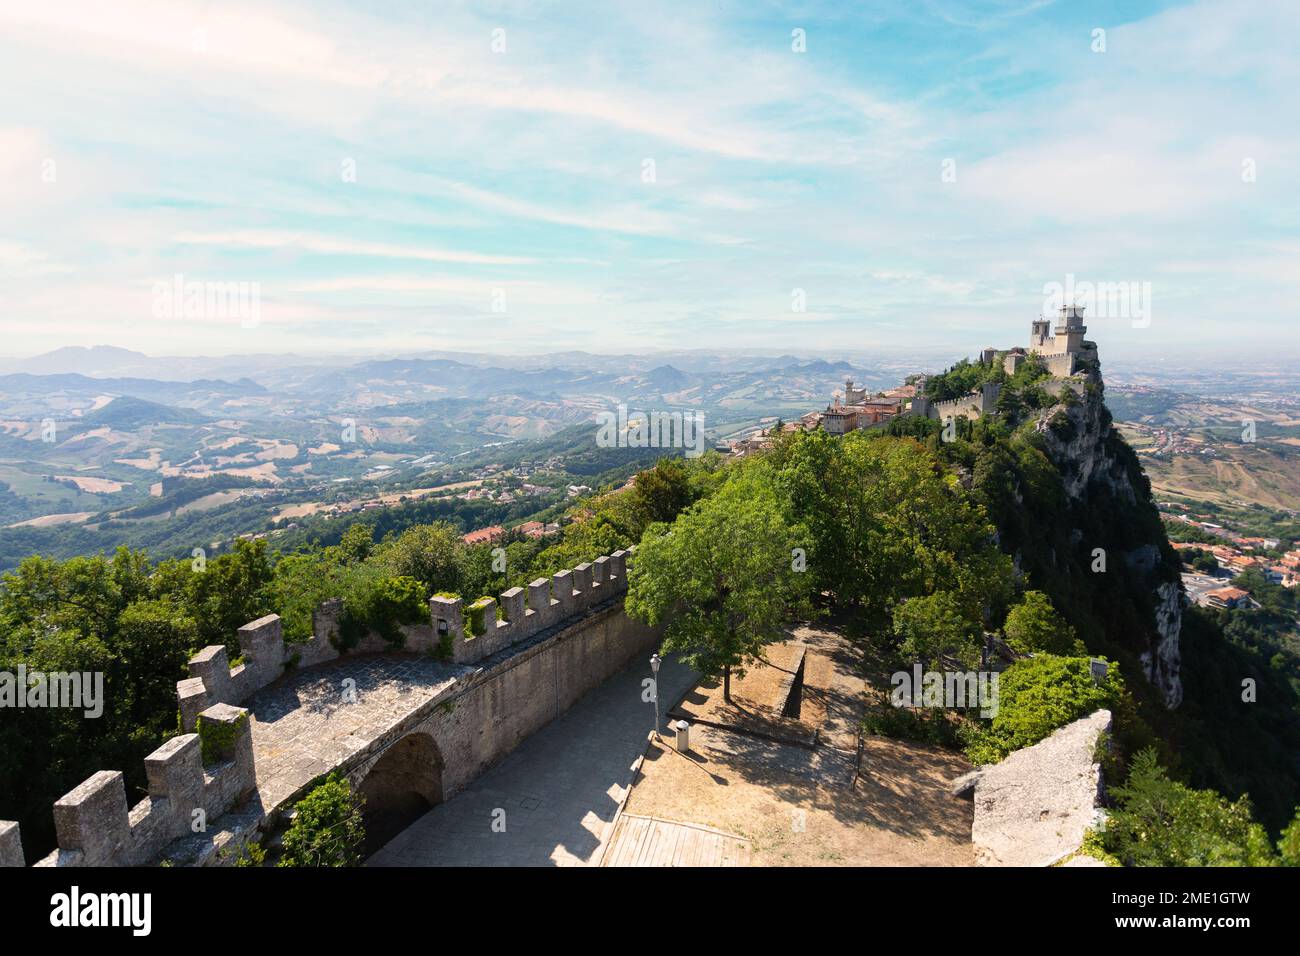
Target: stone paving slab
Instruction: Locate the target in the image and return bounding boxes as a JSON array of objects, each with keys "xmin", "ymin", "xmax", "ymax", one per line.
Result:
[
  {"xmin": 246, "ymin": 654, "xmax": 462, "ymax": 815},
  {"xmin": 368, "ymin": 654, "xmax": 697, "ymax": 867}
]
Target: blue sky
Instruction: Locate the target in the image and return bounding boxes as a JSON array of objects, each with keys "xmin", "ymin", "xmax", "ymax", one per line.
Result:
[{"xmin": 1, "ymin": 0, "xmax": 1296, "ymax": 360}]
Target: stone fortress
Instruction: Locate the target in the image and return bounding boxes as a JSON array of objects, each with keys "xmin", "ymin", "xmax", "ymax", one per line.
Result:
[
  {"xmin": 0, "ymin": 548, "xmax": 661, "ymax": 867},
  {"xmin": 821, "ymin": 305, "xmax": 1098, "ymax": 433}
]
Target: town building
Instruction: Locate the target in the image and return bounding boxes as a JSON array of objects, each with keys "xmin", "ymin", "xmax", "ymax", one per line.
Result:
[
  {"xmin": 462, "ymin": 526, "xmax": 504, "ymax": 546},
  {"xmin": 1202, "ymin": 586, "xmax": 1252, "ymax": 610}
]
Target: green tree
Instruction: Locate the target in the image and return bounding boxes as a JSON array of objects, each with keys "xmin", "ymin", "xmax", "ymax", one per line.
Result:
[
  {"xmin": 185, "ymin": 538, "xmax": 275, "ymax": 653},
  {"xmin": 892, "ymin": 591, "xmax": 981, "ymax": 667},
  {"xmin": 763, "ymin": 430, "xmax": 1013, "ymax": 632},
  {"xmin": 1100, "ymin": 749, "xmax": 1278, "ymax": 867},
  {"xmin": 335, "ymin": 523, "xmax": 375, "ymax": 564},
  {"xmin": 372, "ymin": 521, "xmax": 465, "ymax": 596},
  {"xmin": 630, "ymin": 458, "xmax": 695, "ymax": 530},
  {"xmin": 1003, "ymin": 590, "xmax": 1081, "ymax": 655},
  {"xmin": 112, "ymin": 599, "xmax": 197, "ymax": 731},
  {"xmin": 1279, "ymin": 810, "xmax": 1300, "ymax": 866},
  {"xmin": 626, "ymin": 474, "xmax": 814, "ymax": 701}
]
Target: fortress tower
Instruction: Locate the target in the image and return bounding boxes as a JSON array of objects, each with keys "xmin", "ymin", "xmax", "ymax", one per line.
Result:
[
  {"xmin": 1028, "ymin": 304, "xmax": 1095, "ymax": 376},
  {"xmin": 1055, "ymin": 304, "xmax": 1088, "ymax": 353},
  {"xmin": 1030, "ymin": 317, "xmax": 1052, "ymax": 349},
  {"xmin": 843, "ymin": 377, "xmax": 867, "ymax": 406}
]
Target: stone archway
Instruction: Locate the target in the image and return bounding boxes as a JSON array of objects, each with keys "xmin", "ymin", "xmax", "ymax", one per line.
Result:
[{"xmin": 358, "ymin": 732, "xmax": 443, "ymax": 856}]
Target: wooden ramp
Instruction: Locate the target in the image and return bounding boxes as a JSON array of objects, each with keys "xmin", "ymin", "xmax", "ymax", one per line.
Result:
[{"xmin": 601, "ymin": 814, "xmax": 751, "ymax": 867}]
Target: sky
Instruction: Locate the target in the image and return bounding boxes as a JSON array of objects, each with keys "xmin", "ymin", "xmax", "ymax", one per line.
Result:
[{"xmin": 1, "ymin": 0, "xmax": 1297, "ymax": 362}]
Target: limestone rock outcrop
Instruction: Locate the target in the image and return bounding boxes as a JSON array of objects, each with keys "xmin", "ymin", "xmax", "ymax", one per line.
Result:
[{"xmin": 952, "ymin": 709, "xmax": 1111, "ymax": 866}]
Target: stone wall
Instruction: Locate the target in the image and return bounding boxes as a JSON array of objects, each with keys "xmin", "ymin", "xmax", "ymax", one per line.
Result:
[
  {"xmin": 916, "ymin": 381, "xmax": 1002, "ymax": 423},
  {"xmin": 344, "ymin": 599, "xmax": 661, "ymax": 803}
]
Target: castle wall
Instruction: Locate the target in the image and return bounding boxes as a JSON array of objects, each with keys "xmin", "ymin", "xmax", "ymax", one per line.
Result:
[
  {"xmin": 924, "ymin": 381, "xmax": 1001, "ymax": 423},
  {"xmin": 345, "ymin": 601, "xmax": 660, "ymax": 804},
  {"xmin": 3, "ymin": 547, "xmax": 654, "ymax": 867},
  {"xmin": 176, "ymin": 549, "xmax": 632, "ymax": 732}
]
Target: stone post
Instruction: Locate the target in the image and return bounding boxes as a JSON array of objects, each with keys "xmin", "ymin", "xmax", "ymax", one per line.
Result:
[
  {"xmin": 551, "ymin": 569, "xmax": 574, "ymax": 619},
  {"xmin": 527, "ymin": 577, "xmax": 553, "ymax": 630},
  {"xmin": 572, "ymin": 563, "xmax": 593, "ymax": 611},
  {"xmin": 176, "ymin": 677, "xmax": 210, "ymax": 733},
  {"xmin": 188, "ymin": 645, "xmax": 233, "ymax": 704},
  {"xmin": 499, "ymin": 586, "xmax": 526, "ymax": 626},
  {"xmin": 237, "ymin": 613, "xmax": 283, "ymax": 690},
  {"xmin": 0, "ymin": 821, "xmax": 23, "ymax": 867},
  {"xmin": 145, "ymin": 734, "xmax": 204, "ymax": 817},
  {"xmin": 53, "ymin": 771, "xmax": 130, "ymax": 867}
]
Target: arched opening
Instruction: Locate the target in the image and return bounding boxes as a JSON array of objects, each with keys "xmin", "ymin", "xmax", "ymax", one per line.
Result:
[{"xmin": 358, "ymin": 732, "xmax": 443, "ymax": 856}]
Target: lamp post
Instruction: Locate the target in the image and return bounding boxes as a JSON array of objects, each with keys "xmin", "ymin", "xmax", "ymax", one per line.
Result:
[{"xmin": 650, "ymin": 653, "xmax": 662, "ymax": 738}]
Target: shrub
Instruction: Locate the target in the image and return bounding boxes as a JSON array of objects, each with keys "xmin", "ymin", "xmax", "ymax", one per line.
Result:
[
  {"xmin": 278, "ymin": 773, "xmax": 365, "ymax": 867},
  {"xmin": 963, "ymin": 654, "xmax": 1126, "ymax": 765},
  {"xmin": 862, "ymin": 699, "xmax": 965, "ymax": 749},
  {"xmin": 466, "ymin": 597, "xmax": 495, "ymax": 637},
  {"xmin": 337, "ymin": 574, "xmax": 430, "ymax": 650}
]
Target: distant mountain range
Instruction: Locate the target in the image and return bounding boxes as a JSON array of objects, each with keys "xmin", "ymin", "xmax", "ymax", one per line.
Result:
[{"xmin": 0, "ymin": 345, "xmax": 891, "ymax": 385}]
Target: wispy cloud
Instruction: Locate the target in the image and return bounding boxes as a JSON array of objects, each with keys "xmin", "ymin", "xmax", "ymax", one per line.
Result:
[{"xmin": 0, "ymin": 0, "xmax": 1296, "ymax": 359}]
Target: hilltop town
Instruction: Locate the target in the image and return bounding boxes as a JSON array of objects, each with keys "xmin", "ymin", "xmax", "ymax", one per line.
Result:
[
  {"xmin": 730, "ymin": 303, "xmax": 1098, "ymax": 449},
  {"xmin": 723, "ymin": 308, "xmax": 1297, "ymax": 630}
]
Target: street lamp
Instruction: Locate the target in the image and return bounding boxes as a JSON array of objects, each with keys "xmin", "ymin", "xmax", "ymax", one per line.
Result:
[{"xmin": 649, "ymin": 653, "xmax": 662, "ymax": 738}]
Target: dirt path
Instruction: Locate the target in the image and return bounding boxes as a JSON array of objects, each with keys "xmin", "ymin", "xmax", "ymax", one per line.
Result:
[{"xmin": 620, "ymin": 622, "xmax": 975, "ymax": 866}]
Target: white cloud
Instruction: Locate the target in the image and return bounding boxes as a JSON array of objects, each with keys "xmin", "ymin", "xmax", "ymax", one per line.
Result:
[{"xmin": 173, "ymin": 230, "xmax": 537, "ymax": 265}]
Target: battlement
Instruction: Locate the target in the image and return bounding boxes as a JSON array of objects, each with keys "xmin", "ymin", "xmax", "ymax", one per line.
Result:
[
  {"xmin": 434, "ymin": 549, "xmax": 630, "ymax": 665},
  {"xmin": 0, "ymin": 701, "xmax": 254, "ymax": 868},
  {"xmin": 176, "ymin": 547, "xmax": 632, "ymax": 730},
  {"xmin": 911, "ymin": 381, "xmax": 1001, "ymax": 423},
  {"xmin": 0, "ymin": 548, "xmax": 636, "ymax": 868}
]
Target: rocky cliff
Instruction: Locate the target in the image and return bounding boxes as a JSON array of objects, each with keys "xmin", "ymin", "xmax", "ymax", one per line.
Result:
[
  {"xmin": 971, "ymin": 360, "xmax": 1185, "ymax": 709},
  {"xmin": 1032, "ymin": 366, "xmax": 1184, "ymax": 707}
]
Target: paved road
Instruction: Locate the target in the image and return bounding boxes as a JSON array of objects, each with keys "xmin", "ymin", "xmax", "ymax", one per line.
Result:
[
  {"xmin": 1182, "ymin": 570, "xmax": 1232, "ymax": 606},
  {"xmin": 367, "ymin": 654, "xmax": 697, "ymax": 866}
]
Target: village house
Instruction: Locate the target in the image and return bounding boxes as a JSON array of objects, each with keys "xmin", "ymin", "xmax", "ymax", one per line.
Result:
[
  {"xmin": 1202, "ymin": 586, "xmax": 1253, "ymax": 610},
  {"xmin": 462, "ymin": 525, "xmax": 505, "ymax": 546}
]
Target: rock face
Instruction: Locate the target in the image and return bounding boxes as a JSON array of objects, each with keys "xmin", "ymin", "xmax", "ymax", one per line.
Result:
[
  {"xmin": 1144, "ymin": 580, "xmax": 1184, "ymax": 709},
  {"xmin": 952, "ymin": 709, "xmax": 1111, "ymax": 866},
  {"xmin": 1033, "ymin": 368, "xmax": 1184, "ymax": 709}
]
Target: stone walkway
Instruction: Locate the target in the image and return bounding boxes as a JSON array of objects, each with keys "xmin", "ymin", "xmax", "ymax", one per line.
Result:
[
  {"xmin": 246, "ymin": 654, "xmax": 462, "ymax": 815},
  {"xmin": 368, "ymin": 655, "xmax": 697, "ymax": 866}
]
